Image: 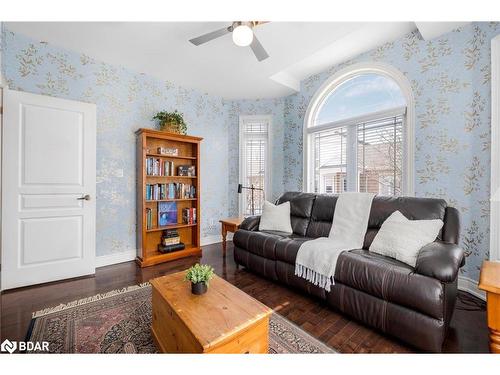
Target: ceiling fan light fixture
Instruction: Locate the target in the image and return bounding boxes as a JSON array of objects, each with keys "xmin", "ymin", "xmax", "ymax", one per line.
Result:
[{"xmin": 232, "ymin": 24, "xmax": 253, "ymax": 47}]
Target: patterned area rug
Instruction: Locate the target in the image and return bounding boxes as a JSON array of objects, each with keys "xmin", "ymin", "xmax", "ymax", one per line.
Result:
[{"xmin": 26, "ymin": 283, "xmax": 335, "ymax": 354}]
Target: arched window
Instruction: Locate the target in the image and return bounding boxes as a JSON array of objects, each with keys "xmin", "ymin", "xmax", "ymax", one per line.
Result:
[{"xmin": 304, "ymin": 63, "xmax": 415, "ymax": 196}]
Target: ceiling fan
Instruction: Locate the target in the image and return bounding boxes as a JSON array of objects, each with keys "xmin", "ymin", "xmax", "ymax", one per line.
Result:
[{"xmin": 189, "ymin": 21, "xmax": 269, "ymax": 62}]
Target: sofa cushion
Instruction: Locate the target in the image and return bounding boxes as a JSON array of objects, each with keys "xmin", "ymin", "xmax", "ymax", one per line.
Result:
[
  {"xmin": 276, "ymin": 261, "xmax": 326, "ymax": 300},
  {"xmin": 367, "ymin": 196, "xmax": 447, "ymax": 245},
  {"xmin": 306, "ymin": 194, "xmax": 337, "ymax": 238},
  {"xmin": 305, "ymin": 194, "xmax": 448, "ymax": 247},
  {"xmin": 275, "ymin": 237, "xmax": 447, "ymax": 319},
  {"xmin": 369, "ymin": 211, "xmax": 444, "ymax": 267},
  {"xmin": 233, "ymin": 230, "xmax": 286, "ymax": 260},
  {"xmin": 259, "ymin": 201, "xmax": 293, "ymax": 233},
  {"xmin": 276, "ymin": 192, "xmax": 316, "ymax": 236},
  {"xmin": 369, "ymin": 196, "xmax": 447, "ymax": 227},
  {"xmin": 234, "ymin": 247, "xmax": 278, "ymax": 281},
  {"xmin": 275, "ymin": 236, "xmax": 316, "ymax": 264},
  {"xmin": 326, "ymin": 282, "xmax": 447, "ymax": 352},
  {"xmin": 334, "ymin": 250, "xmax": 446, "ymax": 320}
]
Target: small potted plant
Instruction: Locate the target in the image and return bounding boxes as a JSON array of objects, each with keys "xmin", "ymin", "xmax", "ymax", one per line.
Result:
[
  {"xmin": 152, "ymin": 110, "xmax": 187, "ymax": 135},
  {"xmin": 184, "ymin": 263, "xmax": 215, "ymax": 295}
]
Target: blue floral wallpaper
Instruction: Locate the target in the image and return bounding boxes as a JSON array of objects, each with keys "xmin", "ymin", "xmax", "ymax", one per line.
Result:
[
  {"xmin": 2, "ymin": 22, "xmax": 499, "ymax": 282},
  {"xmin": 282, "ymin": 22, "xmax": 500, "ymax": 282},
  {"xmin": 1, "ymin": 28, "xmax": 230, "ymax": 256}
]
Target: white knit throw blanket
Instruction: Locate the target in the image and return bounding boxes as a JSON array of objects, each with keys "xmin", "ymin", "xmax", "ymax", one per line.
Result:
[{"xmin": 295, "ymin": 192, "xmax": 375, "ymax": 291}]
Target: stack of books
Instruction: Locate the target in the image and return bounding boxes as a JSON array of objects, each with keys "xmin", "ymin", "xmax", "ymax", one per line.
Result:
[
  {"xmin": 158, "ymin": 229, "xmax": 185, "ymax": 253},
  {"xmin": 182, "ymin": 208, "xmax": 197, "ymax": 224},
  {"xmin": 146, "ymin": 183, "xmax": 196, "ymax": 200},
  {"xmin": 146, "ymin": 157, "xmax": 174, "ymax": 176}
]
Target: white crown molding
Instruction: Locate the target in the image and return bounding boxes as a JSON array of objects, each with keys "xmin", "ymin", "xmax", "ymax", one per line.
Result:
[
  {"xmin": 270, "ymin": 71, "xmax": 300, "ymax": 92},
  {"xmin": 414, "ymin": 22, "xmax": 470, "ymax": 41}
]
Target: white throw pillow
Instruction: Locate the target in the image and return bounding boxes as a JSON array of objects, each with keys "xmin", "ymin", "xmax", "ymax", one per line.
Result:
[
  {"xmin": 369, "ymin": 210, "xmax": 444, "ymax": 267},
  {"xmin": 258, "ymin": 201, "xmax": 293, "ymax": 234}
]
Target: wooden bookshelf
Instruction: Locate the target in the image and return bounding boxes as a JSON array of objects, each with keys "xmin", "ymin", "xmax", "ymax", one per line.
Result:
[{"xmin": 136, "ymin": 128, "xmax": 203, "ymax": 268}]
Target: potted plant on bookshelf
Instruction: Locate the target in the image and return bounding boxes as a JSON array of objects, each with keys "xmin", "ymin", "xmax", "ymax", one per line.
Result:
[
  {"xmin": 184, "ymin": 263, "xmax": 215, "ymax": 295},
  {"xmin": 152, "ymin": 110, "xmax": 187, "ymax": 135}
]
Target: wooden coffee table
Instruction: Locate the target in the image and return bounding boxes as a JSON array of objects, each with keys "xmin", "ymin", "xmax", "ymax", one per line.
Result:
[{"xmin": 150, "ymin": 271, "xmax": 272, "ymax": 353}]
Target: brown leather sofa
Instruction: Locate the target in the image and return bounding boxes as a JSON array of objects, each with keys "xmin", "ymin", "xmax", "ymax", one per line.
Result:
[{"xmin": 233, "ymin": 192, "xmax": 465, "ymax": 352}]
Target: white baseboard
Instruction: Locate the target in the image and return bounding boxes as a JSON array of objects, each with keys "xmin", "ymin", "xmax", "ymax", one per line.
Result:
[
  {"xmin": 200, "ymin": 233, "xmax": 233, "ymax": 246},
  {"xmin": 96, "ymin": 249, "xmax": 136, "ymax": 268},
  {"xmin": 458, "ymin": 275, "xmax": 485, "ymax": 300},
  {"xmin": 96, "ymin": 234, "xmax": 226, "ymax": 269},
  {"xmin": 200, "ymin": 234, "xmax": 223, "ymax": 246}
]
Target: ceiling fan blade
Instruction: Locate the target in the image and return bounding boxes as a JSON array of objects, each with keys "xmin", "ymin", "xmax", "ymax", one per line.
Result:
[
  {"xmin": 189, "ymin": 26, "xmax": 231, "ymax": 46},
  {"xmin": 250, "ymin": 34, "xmax": 269, "ymax": 61}
]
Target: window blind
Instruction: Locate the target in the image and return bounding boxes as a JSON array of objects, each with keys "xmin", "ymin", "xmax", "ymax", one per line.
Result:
[
  {"xmin": 241, "ymin": 120, "xmax": 268, "ymax": 215},
  {"xmin": 310, "ymin": 111, "xmax": 404, "ymax": 196},
  {"xmin": 312, "ymin": 126, "xmax": 348, "ymax": 194},
  {"xmin": 357, "ymin": 115, "xmax": 403, "ymax": 196}
]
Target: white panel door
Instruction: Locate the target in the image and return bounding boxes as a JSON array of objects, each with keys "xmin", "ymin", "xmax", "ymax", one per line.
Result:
[{"xmin": 1, "ymin": 89, "xmax": 96, "ymax": 290}]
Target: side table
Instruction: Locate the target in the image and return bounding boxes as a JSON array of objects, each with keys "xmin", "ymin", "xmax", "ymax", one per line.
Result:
[
  {"xmin": 478, "ymin": 260, "xmax": 500, "ymax": 353},
  {"xmin": 219, "ymin": 217, "xmax": 244, "ymax": 256}
]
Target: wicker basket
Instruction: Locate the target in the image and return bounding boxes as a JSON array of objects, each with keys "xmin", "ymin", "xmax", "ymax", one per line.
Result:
[{"xmin": 160, "ymin": 121, "xmax": 182, "ymax": 134}]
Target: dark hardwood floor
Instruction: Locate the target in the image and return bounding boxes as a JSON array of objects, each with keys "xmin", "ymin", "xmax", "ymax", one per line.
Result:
[{"xmin": 0, "ymin": 241, "xmax": 489, "ymax": 353}]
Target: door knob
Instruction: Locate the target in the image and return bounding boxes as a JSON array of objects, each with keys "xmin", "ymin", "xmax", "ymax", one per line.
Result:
[{"xmin": 77, "ymin": 194, "xmax": 91, "ymax": 201}]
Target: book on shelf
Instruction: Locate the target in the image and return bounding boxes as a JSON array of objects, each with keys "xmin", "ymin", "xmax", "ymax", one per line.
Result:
[
  {"xmin": 158, "ymin": 202, "xmax": 177, "ymax": 226},
  {"xmin": 145, "ymin": 183, "xmax": 196, "ymax": 200},
  {"xmin": 162, "ymin": 237, "xmax": 180, "ymax": 245},
  {"xmin": 162, "ymin": 229, "xmax": 179, "ymax": 238},
  {"xmin": 182, "ymin": 208, "xmax": 197, "ymax": 224},
  {"xmin": 146, "ymin": 157, "xmax": 174, "ymax": 176},
  {"xmin": 161, "ymin": 229, "xmax": 180, "ymax": 245},
  {"xmin": 146, "ymin": 208, "xmax": 153, "ymax": 230},
  {"xmin": 158, "ymin": 242, "xmax": 185, "ymax": 253}
]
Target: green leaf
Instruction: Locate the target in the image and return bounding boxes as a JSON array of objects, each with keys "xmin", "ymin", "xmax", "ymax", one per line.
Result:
[{"xmin": 184, "ymin": 263, "xmax": 215, "ymax": 287}]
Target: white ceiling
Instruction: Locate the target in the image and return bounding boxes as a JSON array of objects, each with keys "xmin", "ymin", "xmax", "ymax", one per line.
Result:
[{"xmin": 5, "ymin": 22, "xmax": 468, "ymax": 100}]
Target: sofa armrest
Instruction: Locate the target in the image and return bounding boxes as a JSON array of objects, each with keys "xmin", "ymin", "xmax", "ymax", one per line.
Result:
[
  {"xmin": 415, "ymin": 241, "xmax": 465, "ymax": 283},
  {"xmin": 239, "ymin": 216, "xmax": 261, "ymax": 231}
]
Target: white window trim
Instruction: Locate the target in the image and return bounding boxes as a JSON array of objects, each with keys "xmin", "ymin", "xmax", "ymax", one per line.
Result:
[
  {"xmin": 238, "ymin": 115, "xmax": 273, "ymax": 216},
  {"xmin": 303, "ymin": 62, "xmax": 415, "ymax": 196},
  {"xmin": 489, "ymin": 35, "xmax": 500, "ymax": 262}
]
